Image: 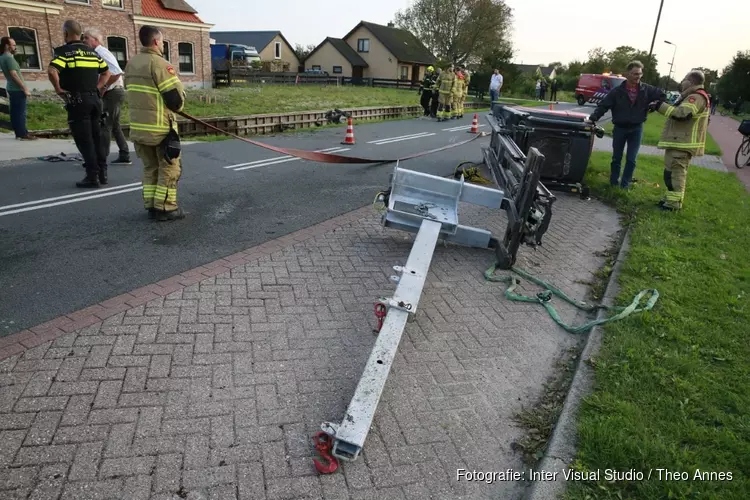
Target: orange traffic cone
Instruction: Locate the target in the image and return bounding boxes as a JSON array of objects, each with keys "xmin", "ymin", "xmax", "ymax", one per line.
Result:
[
  {"xmin": 468, "ymin": 113, "xmax": 479, "ymax": 133},
  {"xmin": 341, "ymin": 117, "xmax": 355, "ymax": 145},
  {"xmin": 549, "ymin": 102, "xmax": 554, "ymax": 110}
]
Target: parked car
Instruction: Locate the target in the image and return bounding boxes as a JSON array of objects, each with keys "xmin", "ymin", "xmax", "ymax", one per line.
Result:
[
  {"xmin": 665, "ymin": 91, "xmax": 680, "ymax": 104},
  {"xmin": 575, "ymin": 73, "xmax": 627, "ymax": 106}
]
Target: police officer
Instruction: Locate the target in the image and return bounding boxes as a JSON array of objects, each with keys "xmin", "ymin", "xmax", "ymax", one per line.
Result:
[
  {"xmin": 418, "ymin": 66, "xmax": 436, "ymax": 118},
  {"xmin": 48, "ymin": 20, "xmax": 111, "ymax": 188},
  {"xmin": 125, "ymin": 25, "xmax": 186, "ymax": 221},
  {"xmin": 651, "ymin": 69, "xmax": 711, "ymax": 211}
]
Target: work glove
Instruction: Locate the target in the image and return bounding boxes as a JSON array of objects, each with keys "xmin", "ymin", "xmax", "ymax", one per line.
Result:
[{"xmin": 648, "ymin": 100, "xmax": 662, "ymax": 113}]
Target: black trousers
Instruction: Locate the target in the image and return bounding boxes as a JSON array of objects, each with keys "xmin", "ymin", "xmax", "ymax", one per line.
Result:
[
  {"xmin": 430, "ymin": 91, "xmax": 439, "ymax": 117},
  {"xmin": 67, "ymin": 93, "xmax": 107, "ymax": 177},
  {"xmin": 420, "ymin": 90, "xmax": 432, "ymax": 116}
]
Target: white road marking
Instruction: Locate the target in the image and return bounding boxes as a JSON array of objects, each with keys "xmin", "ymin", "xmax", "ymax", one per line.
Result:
[
  {"xmin": 442, "ymin": 124, "xmax": 486, "ymax": 132},
  {"xmin": 224, "ymin": 147, "xmax": 343, "ymax": 169},
  {"xmin": 232, "ymin": 148, "xmax": 350, "ymax": 171},
  {"xmin": 0, "ymin": 186, "xmax": 143, "ymax": 217},
  {"xmin": 367, "ymin": 132, "xmax": 433, "ymax": 144},
  {"xmin": 0, "ymin": 182, "xmax": 143, "ymax": 212},
  {"xmin": 370, "ymin": 133, "xmax": 436, "ymax": 145}
]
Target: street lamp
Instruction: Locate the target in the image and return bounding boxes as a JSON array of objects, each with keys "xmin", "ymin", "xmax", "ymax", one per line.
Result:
[{"xmin": 664, "ymin": 40, "xmax": 677, "ymax": 90}]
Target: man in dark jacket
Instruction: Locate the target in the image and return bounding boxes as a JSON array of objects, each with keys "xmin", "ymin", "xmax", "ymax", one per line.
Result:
[{"xmin": 587, "ymin": 60, "xmax": 666, "ymax": 188}]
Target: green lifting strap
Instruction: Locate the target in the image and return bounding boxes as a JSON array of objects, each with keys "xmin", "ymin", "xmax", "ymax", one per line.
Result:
[{"xmin": 484, "ymin": 264, "xmax": 659, "ymax": 335}]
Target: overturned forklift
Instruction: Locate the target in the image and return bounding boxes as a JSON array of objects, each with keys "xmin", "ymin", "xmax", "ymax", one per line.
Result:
[{"xmin": 314, "ymin": 103, "xmax": 605, "ymax": 467}]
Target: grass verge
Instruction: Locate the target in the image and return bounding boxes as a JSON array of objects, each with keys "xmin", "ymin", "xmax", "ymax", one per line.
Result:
[
  {"xmin": 603, "ymin": 112, "xmax": 722, "ymax": 156},
  {"xmin": 1, "ymin": 85, "xmax": 461, "ymax": 132},
  {"xmin": 563, "ymin": 151, "xmax": 750, "ymax": 499}
]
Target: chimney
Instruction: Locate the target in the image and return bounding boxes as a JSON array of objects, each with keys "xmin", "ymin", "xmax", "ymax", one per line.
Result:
[{"xmin": 387, "ymin": 22, "xmax": 394, "ymax": 27}]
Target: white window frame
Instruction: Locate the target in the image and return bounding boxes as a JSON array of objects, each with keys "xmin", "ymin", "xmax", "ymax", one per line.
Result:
[
  {"xmin": 6, "ymin": 26, "xmax": 42, "ymax": 71},
  {"xmin": 106, "ymin": 35, "xmax": 128, "ymax": 69},
  {"xmin": 399, "ymin": 65, "xmax": 409, "ymax": 81},
  {"xmin": 274, "ymin": 41, "xmax": 281, "ymax": 59},
  {"xmin": 177, "ymin": 42, "xmax": 195, "ymax": 75},
  {"xmin": 163, "ymin": 40, "xmax": 170, "ymax": 62},
  {"xmin": 102, "ymin": 0, "xmax": 124, "ymax": 9}
]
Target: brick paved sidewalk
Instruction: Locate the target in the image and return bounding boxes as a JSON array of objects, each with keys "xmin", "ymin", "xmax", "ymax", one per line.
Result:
[
  {"xmin": 0, "ymin": 195, "xmax": 620, "ymax": 499},
  {"xmin": 707, "ymin": 114, "xmax": 750, "ymax": 191}
]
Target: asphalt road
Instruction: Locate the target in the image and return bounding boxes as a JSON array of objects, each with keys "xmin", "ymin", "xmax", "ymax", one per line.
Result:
[{"xmin": 0, "ymin": 102, "xmax": 605, "ymax": 337}]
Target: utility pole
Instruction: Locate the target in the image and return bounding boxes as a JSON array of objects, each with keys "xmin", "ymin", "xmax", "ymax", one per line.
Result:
[
  {"xmin": 647, "ymin": 0, "xmax": 665, "ymax": 82},
  {"xmin": 665, "ymin": 40, "xmax": 677, "ymax": 90}
]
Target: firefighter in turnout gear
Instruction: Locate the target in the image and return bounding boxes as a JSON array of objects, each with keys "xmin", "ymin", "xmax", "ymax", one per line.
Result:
[
  {"xmin": 419, "ymin": 66, "xmax": 436, "ymax": 117},
  {"xmin": 430, "ymin": 68, "xmax": 441, "ymax": 118},
  {"xmin": 125, "ymin": 25, "xmax": 186, "ymax": 221},
  {"xmin": 652, "ymin": 70, "xmax": 710, "ymax": 211},
  {"xmin": 436, "ymin": 64, "xmax": 455, "ymax": 122},
  {"xmin": 452, "ymin": 68, "xmax": 465, "ymax": 119},
  {"xmin": 48, "ymin": 20, "xmax": 111, "ymax": 188}
]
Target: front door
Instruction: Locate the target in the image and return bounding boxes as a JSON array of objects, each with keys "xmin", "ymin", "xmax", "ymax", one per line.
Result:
[
  {"xmin": 411, "ymin": 64, "xmax": 420, "ymax": 86},
  {"xmin": 353, "ymin": 66, "xmax": 363, "ymax": 79}
]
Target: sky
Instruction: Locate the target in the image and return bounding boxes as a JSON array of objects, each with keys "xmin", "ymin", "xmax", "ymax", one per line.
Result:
[{"xmin": 189, "ymin": 0, "xmax": 750, "ymax": 78}]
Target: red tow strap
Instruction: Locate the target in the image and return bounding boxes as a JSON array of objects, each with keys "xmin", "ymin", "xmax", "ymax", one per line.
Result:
[{"xmin": 176, "ymin": 111, "xmax": 484, "ymax": 165}]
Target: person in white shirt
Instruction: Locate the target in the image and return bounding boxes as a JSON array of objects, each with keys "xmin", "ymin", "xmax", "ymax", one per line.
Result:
[
  {"xmin": 83, "ymin": 28, "xmax": 131, "ymax": 165},
  {"xmin": 489, "ymin": 69, "xmax": 503, "ymax": 103}
]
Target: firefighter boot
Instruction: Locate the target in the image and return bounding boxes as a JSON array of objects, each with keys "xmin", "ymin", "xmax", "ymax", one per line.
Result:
[{"xmin": 158, "ymin": 207, "xmax": 185, "ymax": 222}]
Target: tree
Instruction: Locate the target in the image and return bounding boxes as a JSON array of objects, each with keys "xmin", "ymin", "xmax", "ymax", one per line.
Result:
[
  {"xmin": 293, "ymin": 43, "xmax": 317, "ymax": 61},
  {"xmin": 393, "ymin": 0, "xmax": 513, "ymax": 66},
  {"xmin": 716, "ymin": 50, "xmax": 750, "ymax": 101}
]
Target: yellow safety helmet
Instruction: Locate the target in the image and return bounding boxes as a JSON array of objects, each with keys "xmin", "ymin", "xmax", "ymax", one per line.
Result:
[{"xmin": 427, "ymin": 65, "xmax": 434, "ymax": 72}]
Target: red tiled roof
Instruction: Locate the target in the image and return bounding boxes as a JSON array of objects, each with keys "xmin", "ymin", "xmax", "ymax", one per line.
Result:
[{"xmin": 141, "ymin": 0, "xmax": 204, "ymax": 23}]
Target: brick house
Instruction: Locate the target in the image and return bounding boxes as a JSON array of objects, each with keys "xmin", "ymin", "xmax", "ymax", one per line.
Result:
[{"xmin": 0, "ymin": 0, "xmax": 214, "ymax": 90}]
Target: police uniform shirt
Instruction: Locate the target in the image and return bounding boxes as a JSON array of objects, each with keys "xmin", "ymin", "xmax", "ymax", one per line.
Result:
[{"xmin": 49, "ymin": 41, "xmax": 108, "ymax": 93}]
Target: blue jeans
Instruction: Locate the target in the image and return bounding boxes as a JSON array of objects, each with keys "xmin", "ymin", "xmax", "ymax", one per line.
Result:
[
  {"xmin": 611, "ymin": 124, "xmax": 643, "ymax": 187},
  {"xmin": 8, "ymin": 91, "xmax": 29, "ymax": 138},
  {"xmin": 489, "ymin": 88, "xmax": 499, "ymax": 102}
]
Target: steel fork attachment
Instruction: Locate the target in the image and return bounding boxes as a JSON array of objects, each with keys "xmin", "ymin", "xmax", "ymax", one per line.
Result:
[{"xmin": 318, "ymin": 118, "xmax": 554, "ymax": 464}]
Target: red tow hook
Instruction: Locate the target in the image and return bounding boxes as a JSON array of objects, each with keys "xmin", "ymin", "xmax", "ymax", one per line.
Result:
[
  {"xmin": 373, "ymin": 303, "xmax": 387, "ymax": 334},
  {"xmin": 312, "ymin": 432, "xmax": 339, "ymax": 474}
]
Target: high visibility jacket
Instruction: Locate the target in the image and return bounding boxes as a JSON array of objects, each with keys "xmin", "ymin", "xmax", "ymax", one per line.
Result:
[
  {"xmin": 463, "ymin": 73, "xmax": 471, "ymax": 97},
  {"xmin": 436, "ymin": 70, "xmax": 455, "ymax": 95},
  {"xmin": 124, "ymin": 47, "xmax": 185, "ymax": 146},
  {"xmin": 656, "ymin": 85, "xmax": 710, "ymax": 156},
  {"xmin": 419, "ymin": 73, "xmax": 436, "ymax": 93}
]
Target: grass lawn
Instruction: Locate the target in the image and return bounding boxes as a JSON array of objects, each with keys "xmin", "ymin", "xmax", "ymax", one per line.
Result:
[
  {"xmin": 603, "ymin": 112, "xmax": 722, "ymax": 156},
  {"xmin": 564, "ymin": 151, "xmax": 750, "ymax": 499},
  {"xmin": 2, "ymin": 85, "xmax": 472, "ymax": 132}
]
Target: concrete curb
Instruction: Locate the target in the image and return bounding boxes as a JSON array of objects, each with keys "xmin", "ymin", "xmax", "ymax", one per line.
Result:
[{"xmin": 523, "ymin": 227, "xmax": 632, "ymax": 500}]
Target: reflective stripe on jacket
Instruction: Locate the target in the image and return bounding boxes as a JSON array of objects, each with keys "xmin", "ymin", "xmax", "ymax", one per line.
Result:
[
  {"xmin": 656, "ymin": 86, "xmax": 710, "ymax": 156},
  {"xmin": 124, "ymin": 47, "xmax": 185, "ymax": 146},
  {"xmin": 437, "ymin": 71, "xmax": 455, "ymax": 94}
]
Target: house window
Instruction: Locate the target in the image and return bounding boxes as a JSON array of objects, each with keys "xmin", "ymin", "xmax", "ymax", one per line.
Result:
[
  {"xmin": 7, "ymin": 27, "xmax": 41, "ymax": 70},
  {"xmin": 333, "ymin": 66, "xmax": 342, "ymax": 74},
  {"xmin": 102, "ymin": 0, "xmax": 123, "ymax": 8},
  {"xmin": 357, "ymin": 38, "xmax": 369, "ymax": 52},
  {"xmin": 106, "ymin": 36, "xmax": 127, "ymax": 69},
  {"xmin": 163, "ymin": 41, "xmax": 170, "ymax": 61},
  {"xmin": 274, "ymin": 41, "xmax": 280, "ymax": 59},
  {"xmin": 399, "ymin": 66, "xmax": 409, "ymax": 81},
  {"xmin": 64, "ymin": 0, "xmax": 90, "ymax": 4},
  {"xmin": 312, "ymin": 65, "xmax": 321, "ymax": 70},
  {"xmin": 178, "ymin": 42, "xmax": 194, "ymax": 73}
]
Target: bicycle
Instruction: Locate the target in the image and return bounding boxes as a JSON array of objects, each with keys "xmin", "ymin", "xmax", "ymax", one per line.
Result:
[{"xmin": 735, "ymin": 119, "xmax": 750, "ymax": 169}]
